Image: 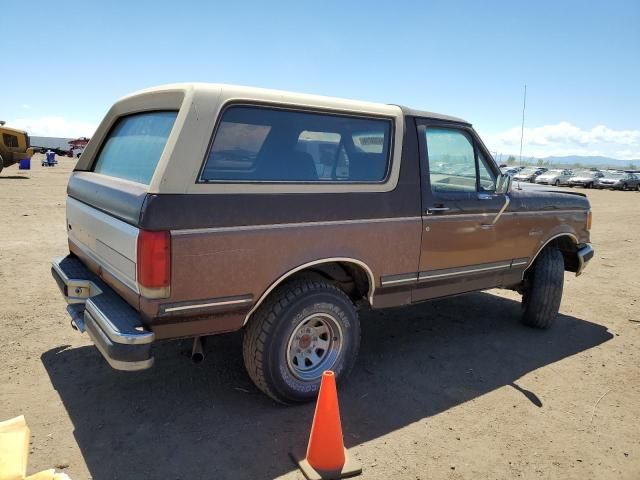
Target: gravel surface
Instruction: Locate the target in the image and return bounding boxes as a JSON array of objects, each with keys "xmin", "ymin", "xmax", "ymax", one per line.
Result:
[{"xmin": 1, "ymin": 156, "xmax": 638, "ymax": 479}]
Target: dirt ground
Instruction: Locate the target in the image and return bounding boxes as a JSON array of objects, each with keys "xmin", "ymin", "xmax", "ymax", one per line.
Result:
[{"xmin": 1, "ymin": 156, "xmax": 638, "ymax": 480}]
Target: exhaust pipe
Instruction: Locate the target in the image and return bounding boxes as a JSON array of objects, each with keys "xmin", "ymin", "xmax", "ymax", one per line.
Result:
[{"xmin": 191, "ymin": 336, "xmax": 205, "ymax": 364}]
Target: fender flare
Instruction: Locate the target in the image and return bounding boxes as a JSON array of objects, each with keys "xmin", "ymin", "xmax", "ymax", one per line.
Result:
[
  {"xmin": 522, "ymin": 232, "xmax": 578, "ymax": 278},
  {"xmin": 243, "ymin": 257, "xmax": 375, "ymax": 326}
]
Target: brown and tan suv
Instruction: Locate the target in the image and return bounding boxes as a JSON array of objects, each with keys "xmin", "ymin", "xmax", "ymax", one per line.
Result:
[{"xmin": 51, "ymin": 83, "xmax": 594, "ymax": 403}]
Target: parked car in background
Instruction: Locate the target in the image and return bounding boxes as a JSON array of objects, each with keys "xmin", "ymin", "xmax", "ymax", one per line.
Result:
[
  {"xmin": 0, "ymin": 121, "xmax": 34, "ymax": 174},
  {"xmin": 513, "ymin": 167, "xmax": 548, "ymax": 182},
  {"xmin": 500, "ymin": 166, "xmax": 520, "ymax": 176},
  {"xmin": 535, "ymin": 169, "xmax": 573, "ymax": 186},
  {"xmin": 568, "ymin": 170, "xmax": 604, "ymax": 188},
  {"xmin": 596, "ymin": 172, "xmax": 640, "ymax": 191}
]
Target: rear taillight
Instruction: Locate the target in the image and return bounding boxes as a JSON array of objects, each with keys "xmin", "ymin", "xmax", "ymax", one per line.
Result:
[
  {"xmin": 586, "ymin": 211, "xmax": 593, "ymax": 231},
  {"xmin": 137, "ymin": 229, "xmax": 171, "ymax": 298}
]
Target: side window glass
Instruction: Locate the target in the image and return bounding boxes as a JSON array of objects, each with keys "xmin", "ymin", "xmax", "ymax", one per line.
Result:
[
  {"xmin": 425, "ymin": 128, "xmax": 476, "ymax": 193},
  {"xmin": 206, "ymin": 121, "xmax": 271, "ymax": 174},
  {"xmin": 3, "ymin": 134, "xmax": 19, "ymax": 148},
  {"xmin": 296, "ymin": 131, "xmax": 341, "ymax": 179},
  {"xmin": 477, "ymin": 151, "xmax": 497, "ymax": 192},
  {"xmin": 200, "ymin": 106, "xmax": 391, "ymax": 183}
]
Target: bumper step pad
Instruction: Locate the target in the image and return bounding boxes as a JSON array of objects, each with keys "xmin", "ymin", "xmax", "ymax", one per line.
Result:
[{"xmin": 52, "ymin": 255, "xmax": 154, "ymax": 371}]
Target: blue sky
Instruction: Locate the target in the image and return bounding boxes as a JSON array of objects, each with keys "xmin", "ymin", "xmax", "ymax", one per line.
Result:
[{"xmin": 3, "ymin": 0, "xmax": 639, "ymax": 159}]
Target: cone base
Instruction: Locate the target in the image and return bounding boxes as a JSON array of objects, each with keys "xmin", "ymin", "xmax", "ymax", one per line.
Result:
[{"xmin": 290, "ymin": 447, "xmax": 362, "ymax": 480}]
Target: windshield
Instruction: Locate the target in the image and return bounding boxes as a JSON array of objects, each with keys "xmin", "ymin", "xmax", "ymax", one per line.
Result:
[{"xmin": 604, "ymin": 173, "xmax": 624, "ymax": 179}]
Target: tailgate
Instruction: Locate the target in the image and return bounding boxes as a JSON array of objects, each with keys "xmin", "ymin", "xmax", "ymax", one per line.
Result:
[{"xmin": 67, "ymin": 196, "xmax": 140, "ymax": 294}]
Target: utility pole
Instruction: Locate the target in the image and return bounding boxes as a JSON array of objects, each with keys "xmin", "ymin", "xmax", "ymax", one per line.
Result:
[{"xmin": 519, "ymin": 84, "xmax": 527, "ymax": 166}]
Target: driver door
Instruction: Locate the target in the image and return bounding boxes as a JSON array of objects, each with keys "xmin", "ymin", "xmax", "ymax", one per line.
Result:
[{"xmin": 413, "ymin": 121, "xmax": 516, "ymax": 302}]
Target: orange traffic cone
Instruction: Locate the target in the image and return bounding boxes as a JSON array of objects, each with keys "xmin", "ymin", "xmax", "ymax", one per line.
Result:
[{"xmin": 290, "ymin": 371, "xmax": 362, "ymax": 480}]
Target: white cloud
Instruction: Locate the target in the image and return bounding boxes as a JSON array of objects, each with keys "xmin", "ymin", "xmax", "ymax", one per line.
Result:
[
  {"xmin": 481, "ymin": 122, "xmax": 640, "ymax": 160},
  {"xmin": 8, "ymin": 116, "xmax": 97, "ymax": 138}
]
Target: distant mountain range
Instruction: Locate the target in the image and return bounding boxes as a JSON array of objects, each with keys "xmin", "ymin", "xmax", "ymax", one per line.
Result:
[
  {"xmin": 542, "ymin": 155, "xmax": 638, "ymax": 167},
  {"xmin": 499, "ymin": 155, "xmax": 638, "ymax": 168}
]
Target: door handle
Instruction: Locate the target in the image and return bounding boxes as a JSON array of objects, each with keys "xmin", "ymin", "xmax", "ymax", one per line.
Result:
[
  {"xmin": 426, "ymin": 207, "xmax": 450, "ymax": 215},
  {"xmin": 477, "ymin": 193, "xmax": 494, "ymax": 200}
]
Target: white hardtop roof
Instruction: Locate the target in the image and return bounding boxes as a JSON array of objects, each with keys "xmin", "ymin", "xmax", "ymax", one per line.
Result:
[{"xmin": 121, "ymin": 83, "xmax": 469, "ymax": 123}]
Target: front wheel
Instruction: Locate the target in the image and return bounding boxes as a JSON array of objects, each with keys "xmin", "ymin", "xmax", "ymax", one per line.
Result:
[
  {"xmin": 243, "ymin": 278, "xmax": 360, "ymax": 404},
  {"xmin": 521, "ymin": 247, "xmax": 564, "ymax": 329},
  {"xmin": 554, "ymin": 179, "xmax": 560, "ymax": 186}
]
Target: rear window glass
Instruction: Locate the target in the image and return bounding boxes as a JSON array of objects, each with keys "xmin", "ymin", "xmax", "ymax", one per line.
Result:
[
  {"xmin": 199, "ymin": 106, "xmax": 392, "ymax": 183},
  {"xmin": 93, "ymin": 111, "xmax": 177, "ymax": 185}
]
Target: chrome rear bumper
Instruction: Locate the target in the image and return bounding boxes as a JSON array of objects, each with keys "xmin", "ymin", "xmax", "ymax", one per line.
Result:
[{"xmin": 51, "ymin": 255, "xmax": 154, "ymax": 371}]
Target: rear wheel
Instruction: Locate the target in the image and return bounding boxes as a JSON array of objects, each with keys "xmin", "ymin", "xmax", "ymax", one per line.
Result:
[
  {"xmin": 243, "ymin": 278, "xmax": 360, "ymax": 404},
  {"xmin": 554, "ymin": 179, "xmax": 560, "ymax": 186},
  {"xmin": 622, "ymin": 183, "xmax": 628, "ymax": 191},
  {"xmin": 521, "ymin": 247, "xmax": 564, "ymax": 329}
]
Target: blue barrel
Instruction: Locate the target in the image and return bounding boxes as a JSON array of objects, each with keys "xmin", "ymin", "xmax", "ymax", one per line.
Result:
[
  {"xmin": 46, "ymin": 151, "xmax": 56, "ymax": 164},
  {"xmin": 19, "ymin": 158, "xmax": 31, "ymax": 170}
]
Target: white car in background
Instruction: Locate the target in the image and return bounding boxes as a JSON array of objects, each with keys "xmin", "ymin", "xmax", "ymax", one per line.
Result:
[
  {"xmin": 535, "ymin": 169, "xmax": 573, "ymax": 186},
  {"xmin": 513, "ymin": 167, "xmax": 548, "ymax": 182},
  {"xmin": 500, "ymin": 166, "xmax": 520, "ymax": 176}
]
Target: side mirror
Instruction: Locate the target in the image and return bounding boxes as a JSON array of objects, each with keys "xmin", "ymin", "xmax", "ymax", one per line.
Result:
[{"xmin": 496, "ymin": 173, "xmax": 512, "ymax": 194}]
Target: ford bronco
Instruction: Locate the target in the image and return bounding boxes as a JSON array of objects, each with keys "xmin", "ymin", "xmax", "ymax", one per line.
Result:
[{"xmin": 51, "ymin": 83, "xmax": 594, "ymax": 403}]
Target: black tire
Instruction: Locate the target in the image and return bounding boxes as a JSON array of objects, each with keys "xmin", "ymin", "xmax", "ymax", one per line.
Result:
[
  {"xmin": 622, "ymin": 183, "xmax": 628, "ymax": 191},
  {"xmin": 521, "ymin": 247, "xmax": 564, "ymax": 329},
  {"xmin": 243, "ymin": 278, "xmax": 360, "ymax": 404},
  {"xmin": 586, "ymin": 182, "xmax": 592, "ymax": 189},
  {"xmin": 636, "ymin": 184, "xmax": 640, "ymax": 192},
  {"xmin": 554, "ymin": 179, "xmax": 560, "ymax": 186}
]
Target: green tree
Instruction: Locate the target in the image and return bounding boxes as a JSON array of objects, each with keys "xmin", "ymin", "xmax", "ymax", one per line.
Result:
[{"xmin": 507, "ymin": 155, "xmax": 516, "ymax": 165}]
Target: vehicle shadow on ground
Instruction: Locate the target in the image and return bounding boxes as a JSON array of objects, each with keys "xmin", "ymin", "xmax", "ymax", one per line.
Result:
[
  {"xmin": 41, "ymin": 292, "xmax": 612, "ymax": 480},
  {"xmin": 0, "ymin": 175, "xmax": 30, "ymax": 180}
]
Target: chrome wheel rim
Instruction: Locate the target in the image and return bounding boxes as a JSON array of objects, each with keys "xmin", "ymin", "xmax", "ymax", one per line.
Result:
[{"xmin": 286, "ymin": 313, "xmax": 343, "ymax": 381}]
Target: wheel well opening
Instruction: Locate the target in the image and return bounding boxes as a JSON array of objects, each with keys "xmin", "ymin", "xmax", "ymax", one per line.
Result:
[
  {"xmin": 547, "ymin": 235, "xmax": 579, "ymax": 272},
  {"xmin": 288, "ymin": 261, "xmax": 372, "ymax": 305}
]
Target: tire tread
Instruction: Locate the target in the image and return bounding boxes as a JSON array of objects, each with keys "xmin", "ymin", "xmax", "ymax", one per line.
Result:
[
  {"xmin": 522, "ymin": 247, "xmax": 564, "ymax": 329},
  {"xmin": 242, "ymin": 278, "xmax": 357, "ymax": 403}
]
